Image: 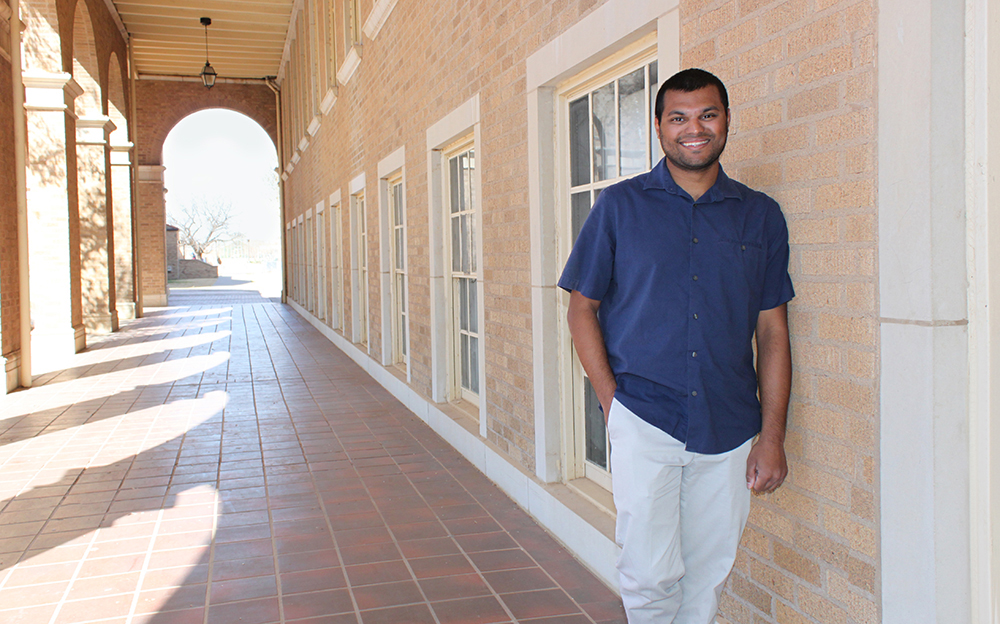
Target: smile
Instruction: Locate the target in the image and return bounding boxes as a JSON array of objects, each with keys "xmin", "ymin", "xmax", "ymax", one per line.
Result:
[{"xmin": 680, "ymin": 138, "xmax": 710, "ymax": 148}]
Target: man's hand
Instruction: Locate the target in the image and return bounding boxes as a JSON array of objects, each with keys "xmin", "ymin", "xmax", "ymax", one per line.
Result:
[
  {"xmin": 566, "ymin": 291, "xmax": 617, "ymax": 424},
  {"xmin": 745, "ymin": 436, "xmax": 787, "ymax": 493}
]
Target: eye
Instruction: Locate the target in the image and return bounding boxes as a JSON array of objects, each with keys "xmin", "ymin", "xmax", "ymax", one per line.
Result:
[
  {"xmin": 702, "ymin": 113, "xmax": 717, "ymax": 120},
  {"xmin": 669, "ymin": 116, "xmax": 685, "ymax": 123}
]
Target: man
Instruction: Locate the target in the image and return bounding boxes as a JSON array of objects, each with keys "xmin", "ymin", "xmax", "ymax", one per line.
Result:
[{"xmin": 558, "ymin": 68, "xmax": 794, "ymax": 623}]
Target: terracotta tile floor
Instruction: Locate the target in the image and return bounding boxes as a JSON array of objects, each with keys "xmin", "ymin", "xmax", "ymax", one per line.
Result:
[{"xmin": 0, "ymin": 297, "xmax": 626, "ymax": 624}]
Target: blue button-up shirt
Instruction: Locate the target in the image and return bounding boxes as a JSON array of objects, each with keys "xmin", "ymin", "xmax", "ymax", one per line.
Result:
[{"xmin": 558, "ymin": 161, "xmax": 794, "ymax": 454}]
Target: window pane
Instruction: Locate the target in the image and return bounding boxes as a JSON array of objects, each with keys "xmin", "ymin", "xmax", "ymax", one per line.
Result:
[
  {"xmin": 571, "ymin": 192, "xmax": 592, "ymax": 245},
  {"xmin": 451, "ymin": 216, "xmax": 461, "ymax": 272},
  {"xmin": 592, "ymin": 82, "xmax": 617, "ymax": 181},
  {"xmin": 469, "ymin": 278, "xmax": 478, "ymax": 334},
  {"xmin": 461, "ymin": 333, "xmax": 470, "ymax": 389},
  {"xmin": 650, "ymin": 61, "xmax": 660, "ymax": 164},
  {"xmin": 459, "ymin": 278, "xmax": 469, "ymax": 331},
  {"xmin": 461, "ymin": 214, "xmax": 470, "ymax": 274},
  {"xmin": 467, "ymin": 149, "xmax": 476, "ymax": 212},
  {"xmin": 584, "ymin": 376, "xmax": 608, "ymax": 469},
  {"xmin": 569, "ymin": 95, "xmax": 591, "ymax": 187},
  {"xmin": 470, "ymin": 335, "xmax": 479, "ymax": 394},
  {"xmin": 401, "ymin": 315, "xmax": 407, "ymax": 356},
  {"xmin": 469, "ymin": 208, "xmax": 477, "ymax": 274},
  {"xmin": 619, "ymin": 67, "xmax": 647, "ymax": 176},
  {"xmin": 450, "ymin": 157, "xmax": 460, "ymax": 213}
]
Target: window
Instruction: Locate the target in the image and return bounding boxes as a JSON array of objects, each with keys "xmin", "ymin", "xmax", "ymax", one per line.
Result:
[
  {"xmin": 345, "ymin": 0, "xmax": 361, "ymax": 50},
  {"xmin": 447, "ymin": 142, "xmax": 479, "ymax": 402},
  {"xmin": 325, "ymin": 0, "xmax": 338, "ymax": 92},
  {"xmin": 306, "ymin": 212, "xmax": 315, "ymax": 313},
  {"xmin": 316, "ymin": 205, "xmax": 327, "ymax": 322},
  {"xmin": 389, "ymin": 176, "xmax": 407, "ymax": 367},
  {"xmin": 352, "ymin": 191, "xmax": 368, "ymax": 346},
  {"xmin": 561, "ymin": 49, "xmax": 659, "ymax": 489}
]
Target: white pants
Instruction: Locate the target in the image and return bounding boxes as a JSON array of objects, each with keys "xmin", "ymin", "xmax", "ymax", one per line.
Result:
[{"xmin": 608, "ymin": 399, "xmax": 753, "ymax": 624}]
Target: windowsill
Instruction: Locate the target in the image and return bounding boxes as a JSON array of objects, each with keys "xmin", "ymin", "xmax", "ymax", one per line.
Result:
[
  {"xmin": 567, "ymin": 477, "xmax": 616, "ymax": 518},
  {"xmin": 337, "ymin": 46, "xmax": 362, "ymax": 85},
  {"xmin": 436, "ymin": 398, "xmax": 479, "ymax": 433}
]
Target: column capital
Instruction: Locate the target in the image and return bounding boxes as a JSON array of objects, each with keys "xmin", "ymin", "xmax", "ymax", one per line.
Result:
[
  {"xmin": 76, "ymin": 115, "xmax": 116, "ymax": 145},
  {"xmin": 22, "ymin": 72, "xmax": 82, "ymax": 112},
  {"xmin": 138, "ymin": 165, "xmax": 166, "ymax": 182},
  {"xmin": 111, "ymin": 142, "xmax": 134, "ymax": 166}
]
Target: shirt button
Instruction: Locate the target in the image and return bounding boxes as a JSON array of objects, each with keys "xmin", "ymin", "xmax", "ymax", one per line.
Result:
[
  {"xmin": 693, "ymin": 313, "xmax": 699, "ymax": 319},
  {"xmin": 741, "ymin": 245, "xmax": 746, "ymax": 250},
  {"xmin": 692, "ymin": 275, "xmax": 698, "ymax": 281},
  {"xmin": 692, "ymin": 351, "xmax": 697, "ymax": 357},
  {"xmin": 693, "ymin": 237, "xmax": 699, "ymax": 244},
  {"xmin": 691, "ymin": 391, "xmax": 698, "ymax": 397}
]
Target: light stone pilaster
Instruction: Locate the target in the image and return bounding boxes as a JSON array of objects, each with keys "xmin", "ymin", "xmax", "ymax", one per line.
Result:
[{"xmin": 76, "ymin": 115, "xmax": 118, "ymax": 333}]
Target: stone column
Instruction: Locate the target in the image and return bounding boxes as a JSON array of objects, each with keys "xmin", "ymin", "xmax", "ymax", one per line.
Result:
[
  {"xmin": 111, "ymin": 141, "xmax": 135, "ymax": 321},
  {"xmin": 76, "ymin": 115, "xmax": 118, "ymax": 333},
  {"xmin": 22, "ymin": 71, "xmax": 85, "ymax": 371},
  {"xmin": 137, "ymin": 165, "xmax": 167, "ymax": 307}
]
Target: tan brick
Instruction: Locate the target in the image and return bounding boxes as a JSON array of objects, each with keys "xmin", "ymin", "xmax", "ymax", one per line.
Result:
[
  {"xmin": 741, "ymin": 525, "xmax": 773, "ymax": 558},
  {"xmin": 816, "ymin": 179, "xmax": 874, "ymax": 210},
  {"xmin": 749, "ymin": 503, "xmax": 795, "ymax": 537},
  {"xmin": 788, "ymin": 13, "xmax": 844, "ymax": 57},
  {"xmin": 817, "ymin": 108, "xmax": 875, "ymax": 144},
  {"xmin": 718, "ymin": 19, "xmax": 760, "ymax": 55},
  {"xmin": 730, "ymin": 572, "xmax": 774, "ymax": 614},
  {"xmin": 846, "ymin": 554, "xmax": 876, "ymax": 593},
  {"xmin": 682, "ymin": 0, "xmax": 722, "ymax": 19},
  {"xmin": 730, "ymin": 74, "xmax": 770, "ymax": 106},
  {"xmin": 803, "ymin": 435, "xmax": 855, "ymax": 472},
  {"xmin": 684, "ymin": 39, "xmax": 718, "ymax": 67},
  {"xmin": 786, "ymin": 151, "xmax": 839, "ymax": 182},
  {"xmin": 843, "ymin": 213, "xmax": 874, "ymax": 242},
  {"xmin": 771, "ymin": 485, "xmax": 822, "ymax": 525},
  {"xmin": 790, "ymin": 281, "xmax": 840, "ymax": 307},
  {"xmin": 741, "ymin": 162, "xmax": 782, "ymax": 188},
  {"xmin": 846, "ymin": 142, "xmax": 874, "ymax": 173},
  {"xmin": 740, "ymin": 38, "xmax": 784, "ymax": 74},
  {"xmin": 740, "ymin": 100, "xmax": 783, "ymax": 131},
  {"xmin": 794, "ymin": 340, "xmax": 841, "ymax": 373},
  {"xmin": 851, "ymin": 486, "xmax": 875, "ymax": 521},
  {"xmin": 817, "ymin": 376, "xmax": 875, "ymax": 414},
  {"xmin": 843, "ymin": 282, "xmax": 876, "ymax": 311},
  {"xmin": 701, "ymin": 2, "xmax": 737, "ymax": 37},
  {"xmin": 772, "ymin": 187, "xmax": 811, "ymax": 214},
  {"xmin": 845, "ymin": 348, "xmax": 876, "ymax": 378},
  {"xmin": 761, "ymin": 0, "xmax": 808, "ymax": 36},
  {"xmin": 719, "ymin": 592, "xmax": 757, "ymax": 624},
  {"xmin": 800, "ymin": 249, "xmax": 874, "ymax": 277},
  {"xmin": 725, "ymin": 135, "xmax": 764, "ymax": 163},
  {"xmin": 776, "ymin": 602, "xmax": 813, "ymax": 624},
  {"xmin": 828, "ymin": 572, "xmax": 879, "ymax": 623},
  {"xmin": 800, "ymin": 587, "xmax": 849, "ymax": 624},
  {"xmin": 738, "ymin": 0, "xmax": 779, "ymax": 16},
  {"xmin": 682, "ymin": 19, "xmax": 701, "ymax": 45},
  {"xmin": 818, "ymin": 313, "xmax": 875, "ymax": 345},
  {"xmin": 847, "ymin": 69, "xmax": 873, "ymax": 102},
  {"xmin": 849, "ymin": 414, "xmax": 877, "ymax": 448},
  {"xmin": 762, "ymin": 125, "xmax": 809, "ymax": 153},
  {"xmin": 787, "ymin": 307, "xmax": 815, "ymax": 338},
  {"xmin": 856, "ymin": 33, "xmax": 876, "ymax": 65},
  {"xmin": 799, "ymin": 45, "xmax": 852, "ymax": 84},
  {"xmin": 794, "ymin": 402, "xmax": 849, "ymax": 438},
  {"xmin": 788, "ymin": 83, "xmax": 840, "ymax": 119},
  {"xmin": 774, "ymin": 540, "xmax": 821, "ymax": 585},
  {"xmin": 796, "ymin": 524, "xmax": 850, "ymax": 568},
  {"xmin": 749, "ymin": 559, "xmax": 796, "ymax": 601},
  {"xmin": 793, "ymin": 464, "xmax": 851, "ymax": 505}
]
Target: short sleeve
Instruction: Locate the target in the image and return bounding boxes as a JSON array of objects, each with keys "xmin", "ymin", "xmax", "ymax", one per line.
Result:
[
  {"xmin": 557, "ymin": 193, "xmax": 616, "ymax": 301},
  {"xmin": 760, "ymin": 200, "xmax": 795, "ymax": 310}
]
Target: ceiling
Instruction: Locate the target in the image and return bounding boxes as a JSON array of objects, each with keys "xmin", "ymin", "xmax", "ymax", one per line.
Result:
[{"xmin": 111, "ymin": 0, "xmax": 295, "ymax": 80}]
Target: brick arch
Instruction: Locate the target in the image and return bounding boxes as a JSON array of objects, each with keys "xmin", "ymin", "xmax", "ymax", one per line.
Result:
[
  {"xmin": 70, "ymin": 0, "xmax": 101, "ymax": 115},
  {"xmin": 136, "ymin": 80, "xmax": 278, "ymax": 167}
]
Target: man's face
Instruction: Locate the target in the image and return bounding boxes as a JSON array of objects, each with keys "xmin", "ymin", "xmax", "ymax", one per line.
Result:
[{"xmin": 655, "ymin": 86, "xmax": 729, "ymax": 173}]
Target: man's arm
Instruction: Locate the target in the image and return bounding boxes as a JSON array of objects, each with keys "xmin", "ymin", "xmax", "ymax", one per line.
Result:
[
  {"xmin": 746, "ymin": 303, "xmax": 791, "ymax": 493},
  {"xmin": 567, "ymin": 291, "xmax": 617, "ymax": 421}
]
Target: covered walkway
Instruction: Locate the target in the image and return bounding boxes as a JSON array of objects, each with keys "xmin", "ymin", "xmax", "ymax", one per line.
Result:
[{"xmin": 0, "ymin": 292, "xmax": 625, "ymax": 624}]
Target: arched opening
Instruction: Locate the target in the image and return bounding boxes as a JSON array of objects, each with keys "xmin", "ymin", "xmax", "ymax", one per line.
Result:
[{"xmin": 162, "ymin": 109, "xmax": 280, "ymax": 300}]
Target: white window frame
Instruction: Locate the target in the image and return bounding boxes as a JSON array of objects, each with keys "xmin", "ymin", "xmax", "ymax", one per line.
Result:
[
  {"xmin": 349, "ymin": 173, "xmax": 368, "ymax": 347},
  {"xmin": 558, "ymin": 39, "xmax": 660, "ymax": 492},
  {"xmin": 525, "ymin": 0, "xmax": 679, "ymax": 484},
  {"xmin": 297, "ymin": 215, "xmax": 306, "ymax": 305},
  {"xmin": 286, "ymin": 222, "xmax": 293, "ymax": 300},
  {"xmin": 377, "ymin": 146, "xmax": 409, "ymax": 376},
  {"xmin": 316, "ymin": 200, "xmax": 328, "ymax": 322},
  {"xmin": 329, "ymin": 191, "xmax": 344, "ymax": 331},
  {"xmin": 306, "ymin": 208, "xmax": 315, "ymax": 313},
  {"xmin": 426, "ymin": 95, "xmax": 487, "ymax": 436}
]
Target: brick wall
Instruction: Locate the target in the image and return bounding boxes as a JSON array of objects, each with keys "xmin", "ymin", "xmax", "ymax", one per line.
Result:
[
  {"xmin": 681, "ymin": 1, "xmax": 880, "ymax": 622},
  {"xmin": 177, "ymin": 259, "xmax": 218, "ymax": 280},
  {"xmin": 281, "ymin": 0, "xmax": 618, "ymax": 471}
]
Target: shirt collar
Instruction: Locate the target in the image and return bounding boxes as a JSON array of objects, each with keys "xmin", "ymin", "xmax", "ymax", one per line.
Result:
[{"xmin": 644, "ymin": 158, "xmax": 744, "ymax": 203}]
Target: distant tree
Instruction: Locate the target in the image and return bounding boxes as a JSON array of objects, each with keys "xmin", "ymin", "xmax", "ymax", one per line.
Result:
[{"xmin": 171, "ymin": 198, "xmax": 239, "ymax": 261}]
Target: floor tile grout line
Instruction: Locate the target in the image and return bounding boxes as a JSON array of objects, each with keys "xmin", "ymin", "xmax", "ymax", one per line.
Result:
[
  {"xmin": 45, "ymin": 521, "xmax": 104, "ymax": 624},
  {"xmin": 255, "ymin": 302, "xmax": 363, "ymax": 624},
  {"xmin": 123, "ymin": 506, "xmax": 169, "ymax": 624}
]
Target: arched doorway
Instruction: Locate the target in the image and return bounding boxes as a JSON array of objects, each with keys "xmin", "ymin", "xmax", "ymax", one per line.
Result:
[{"xmin": 162, "ymin": 109, "xmax": 280, "ymax": 299}]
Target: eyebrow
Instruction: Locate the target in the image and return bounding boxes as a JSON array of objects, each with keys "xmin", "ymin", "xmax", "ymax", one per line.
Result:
[{"xmin": 666, "ymin": 105, "xmax": 721, "ymax": 117}]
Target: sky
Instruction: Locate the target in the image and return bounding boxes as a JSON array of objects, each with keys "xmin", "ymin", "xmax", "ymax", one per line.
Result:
[{"xmin": 162, "ymin": 109, "xmax": 280, "ymax": 244}]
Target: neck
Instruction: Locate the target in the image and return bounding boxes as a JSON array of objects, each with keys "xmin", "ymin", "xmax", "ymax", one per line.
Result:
[{"xmin": 665, "ymin": 160, "xmax": 719, "ymax": 202}]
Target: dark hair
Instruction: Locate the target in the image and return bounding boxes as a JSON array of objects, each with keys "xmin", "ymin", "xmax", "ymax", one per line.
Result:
[{"xmin": 654, "ymin": 68, "xmax": 729, "ymax": 122}]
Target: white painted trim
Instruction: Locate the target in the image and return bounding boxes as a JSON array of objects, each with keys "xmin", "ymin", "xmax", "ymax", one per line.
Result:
[
  {"xmin": 350, "ymin": 172, "xmax": 366, "ymax": 195},
  {"xmin": 288, "ymin": 298, "xmax": 620, "ymax": 591},
  {"xmin": 297, "ymin": 136, "xmax": 310, "ymax": 153},
  {"xmin": 526, "ymin": 0, "xmax": 677, "ymax": 93},
  {"xmin": 426, "ymin": 94, "xmax": 480, "ymax": 152},
  {"xmin": 377, "ymin": 146, "xmax": 405, "ymax": 178},
  {"xmin": 137, "ymin": 165, "xmax": 166, "ymax": 182},
  {"xmin": 307, "ymin": 116, "xmax": 321, "ymax": 136},
  {"xmin": 362, "ymin": 0, "xmax": 398, "ymax": 40},
  {"xmin": 329, "ymin": 189, "xmax": 342, "ymax": 206},
  {"xmin": 320, "ymin": 88, "xmax": 338, "ymax": 115},
  {"xmin": 337, "ymin": 46, "xmax": 362, "ymax": 85}
]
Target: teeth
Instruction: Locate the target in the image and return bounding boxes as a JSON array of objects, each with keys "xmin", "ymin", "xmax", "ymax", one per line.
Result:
[{"xmin": 681, "ymin": 139, "xmax": 709, "ymax": 147}]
